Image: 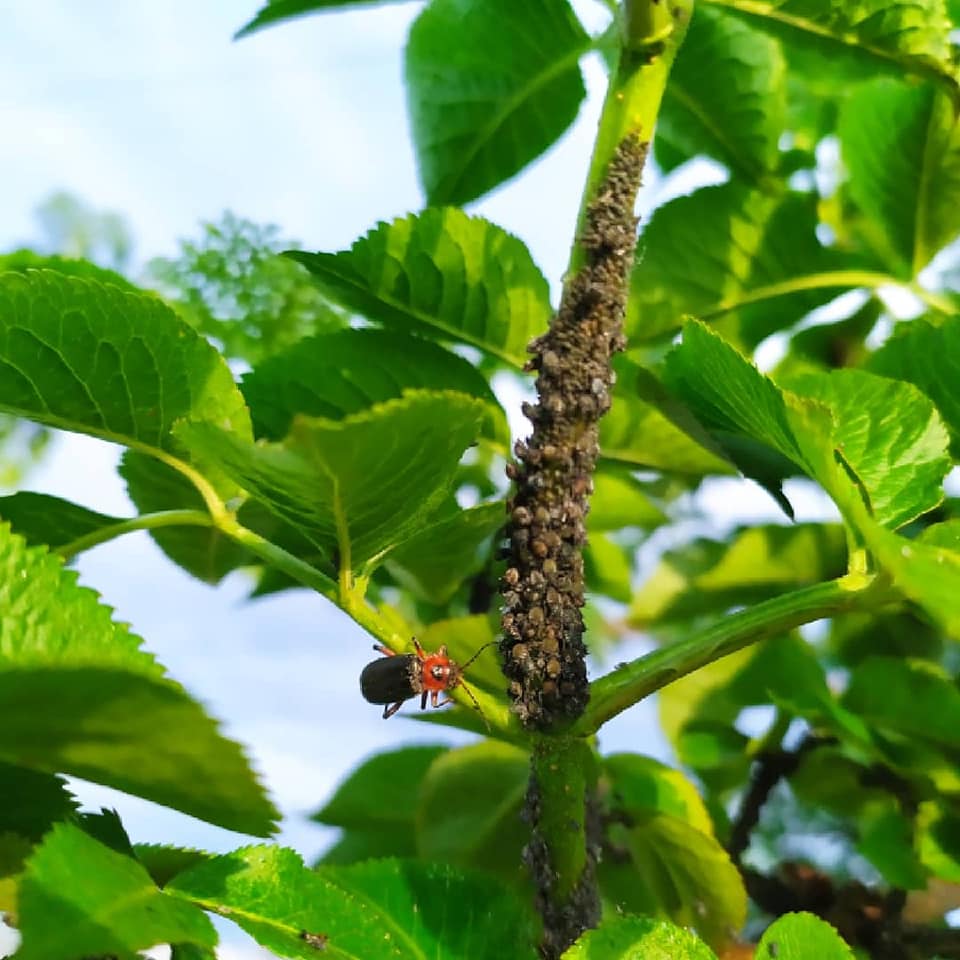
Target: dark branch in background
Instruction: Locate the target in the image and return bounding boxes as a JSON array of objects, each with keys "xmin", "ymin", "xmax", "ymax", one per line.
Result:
[
  {"xmin": 727, "ymin": 733, "xmax": 833, "ymax": 865},
  {"xmin": 499, "ymin": 137, "xmax": 648, "ymax": 731},
  {"xmin": 729, "ymin": 732, "xmax": 960, "ymax": 959}
]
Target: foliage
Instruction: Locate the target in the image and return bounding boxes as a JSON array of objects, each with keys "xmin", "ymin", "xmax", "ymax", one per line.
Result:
[
  {"xmin": 146, "ymin": 211, "xmax": 346, "ymax": 364},
  {"xmin": 0, "ymin": 194, "xmax": 134, "ymax": 489},
  {"xmin": 2, "ymin": 0, "xmax": 960, "ymax": 957}
]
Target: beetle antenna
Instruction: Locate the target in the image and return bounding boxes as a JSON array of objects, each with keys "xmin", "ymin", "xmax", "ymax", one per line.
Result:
[
  {"xmin": 460, "ymin": 640, "xmax": 498, "ymax": 670},
  {"xmin": 459, "ymin": 680, "xmax": 491, "ymax": 732}
]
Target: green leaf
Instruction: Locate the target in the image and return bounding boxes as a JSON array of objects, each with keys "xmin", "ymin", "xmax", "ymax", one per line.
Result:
[
  {"xmin": 329, "ymin": 859, "xmax": 539, "ymax": 958},
  {"xmin": 313, "ymin": 744, "xmax": 448, "ymax": 829},
  {"xmin": 317, "ymin": 824, "xmax": 419, "ymax": 865},
  {"xmin": 843, "ymin": 657, "xmax": 960, "ymax": 747},
  {"xmin": 561, "ymin": 915, "xmax": 717, "ymax": 960},
  {"xmin": 168, "ymin": 845, "xmax": 383, "ymax": 958},
  {"xmin": 416, "ymin": 741, "xmax": 529, "ymax": 883},
  {"xmin": 133, "ymin": 844, "xmax": 211, "ymax": 888},
  {"xmin": 656, "ymin": 6, "xmax": 786, "ymax": 180},
  {"xmin": 630, "ymin": 523, "xmax": 847, "ymax": 628},
  {"xmin": 664, "ymin": 321, "xmax": 951, "ymax": 530},
  {"xmin": 587, "ymin": 470, "xmax": 667, "ymax": 532},
  {"xmin": 825, "ymin": 609, "xmax": 944, "ymax": 667},
  {"xmin": 629, "ymin": 185, "xmax": 852, "ymax": 346},
  {"xmin": 662, "ymin": 321, "xmax": 831, "ymax": 511},
  {"xmin": 385, "ymin": 500, "xmax": 504, "ymax": 604},
  {"xmin": 0, "ymin": 249, "xmax": 136, "ymax": 290},
  {"xmin": 840, "ymin": 79, "xmax": 960, "ymax": 276},
  {"xmin": 658, "ymin": 648, "xmax": 754, "ymax": 774},
  {"xmin": 856, "ymin": 520, "xmax": 960, "ymax": 639},
  {"xmin": 584, "ymin": 534, "xmax": 633, "ymax": 602},
  {"xmin": 234, "ymin": 0, "xmax": 411, "ymax": 39},
  {"xmin": 917, "ymin": 800, "xmax": 960, "ymax": 881},
  {"xmin": 869, "ymin": 317, "xmax": 960, "ymax": 457},
  {"xmin": 0, "ymin": 269, "xmax": 252, "ymax": 454},
  {"xmin": 603, "ymin": 754, "xmax": 714, "ymax": 836},
  {"xmin": 702, "ymin": 0, "xmax": 956, "ymax": 90},
  {"xmin": 242, "ymin": 328, "xmax": 509, "ymax": 448},
  {"xmin": 119, "ymin": 451, "xmax": 250, "ymax": 584},
  {"xmin": 177, "ymin": 391, "xmax": 485, "ymax": 569},
  {"xmin": 405, "ymin": 0, "xmax": 590, "ymax": 205},
  {"xmin": 658, "ymin": 635, "xmax": 837, "ymax": 775},
  {"xmin": 17, "ymin": 822, "xmax": 216, "ymax": 960},
  {"xmin": 0, "ymin": 491, "xmax": 123, "ymax": 550},
  {"xmin": 172, "ymin": 945, "xmax": 218, "ymax": 960},
  {"xmin": 169, "ymin": 847, "xmax": 538, "ymax": 959},
  {"xmin": 77, "ymin": 808, "xmax": 136, "ymax": 857},
  {"xmin": 601, "ymin": 358, "xmax": 737, "ymax": 476},
  {"xmin": 601, "ymin": 814, "xmax": 746, "ymax": 950},
  {"xmin": 0, "ymin": 762, "xmax": 77, "ymax": 841},
  {"xmin": 785, "ymin": 368, "xmax": 950, "ymax": 530},
  {"xmin": 755, "ymin": 911, "xmax": 854, "ymax": 960},
  {"xmin": 857, "ymin": 804, "xmax": 928, "ymax": 889},
  {"xmin": 774, "ymin": 295, "xmax": 880, "ymax": 379},
  {"xmin": 288, "ymin": 209, "xmax": 552, "ymax": 367},
  {"xmin": 0, "ymin": 523, "xmax": 278, "ymax": 835}
]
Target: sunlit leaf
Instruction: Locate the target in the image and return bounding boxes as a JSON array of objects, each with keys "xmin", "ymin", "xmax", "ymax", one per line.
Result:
[
  {"xmin": 601, "ymin": 358, "xmax": 737, "ymax": 476},
  {"xmin": 703, "ymin": 0, "xmax": 956, "ymax": 90},
  {"xmin": 562, "ymin": 914, "xmax": 717, "ymax": 959},
  {"xmin": 869, "ymin": 317, "xmax": 960, "ymax": 457},
  {"xmin": 0, "ymin": 523, "xmax": 278, "ymax": 835},
  {"xmin": 17, "ymin": 822, "xmax": 216, "ymax": 960},
  {"xmin": 177, "ymin": 391, "xmax": 485, "ymax": 568},
  {"xmin": 0, "ymin": 270, "xmax": 251, "ymax": 456},
  {"xmin": 629, "ymin": 186, "xmax": 852, "ymax": 346},
  {"xmin": 289, "ymin": 209, "xmax": 552, "ymax": 366},
  {"xmin": 0, "ymin": 491, "xmax": 122, "ymax": 552},
  {"xmin": 242, "ymin": 327, "xmax": 509, "ymax": 448},
  {"xmin": 405, "ymin": 0, "xmax": 590, "ymax": 205},
  {"xmin": 168, "ymin": 847, "xmax": 538, "ymax": 958},
  {"xmin": 656, "ymin": 5, "xmax": 786, "ymax": 180},
  {"xmin": 416, "ymin": 741, "xmax": 529, "ymax": 883},
  {"xmin": 755, "ymin": 911, "xmax": 854, "ymax": 960},
  {"xmin": 630, "ymin": 523, "xmax": 847, "ymax": 627},
  {"xmin": 840, "ymin": 79, "xmax": 960, "ymax": 276}
]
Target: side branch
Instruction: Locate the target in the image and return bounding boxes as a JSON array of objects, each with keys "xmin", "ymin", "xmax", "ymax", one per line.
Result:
[{"xmin": 575, "ymin": 573, "xmax": 889, "ymax": 735}]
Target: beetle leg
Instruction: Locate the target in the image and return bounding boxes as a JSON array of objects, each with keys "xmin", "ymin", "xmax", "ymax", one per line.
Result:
[
  {"xmin": 420, "ymin": 690, "xmax": 428, "ymax": 710},
  {"xmin": 435, "ymin": 695, "xmax": 454, "ymax": 708},
  {"xmin": 372, "ymin": 644, "xmax": 395, "ymax": 657},
  {"xmin": 382, "ymin": 701, "xmax": 403, "ymax": 719}
]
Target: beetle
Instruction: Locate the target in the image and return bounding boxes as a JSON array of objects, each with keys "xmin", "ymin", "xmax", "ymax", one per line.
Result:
[{"xmin": 359, "ymin": 638, "xmax": 494, "ymax": 727}]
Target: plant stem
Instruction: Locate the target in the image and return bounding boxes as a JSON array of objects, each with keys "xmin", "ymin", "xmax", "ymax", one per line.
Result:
[
  {"xmin": 574, "ymin": 573, "xmax": 888, "ymax": 735},
  {"xmin": 696, "ymin": 270, "xmax": 959, "ymax": 319},
  {"xmin": 214, "ymin": 513, "xmax": 519, "ymax": 736},
  {"xmin": 525, "ymin": 738, "xmax": 600, "ymax": 959},
  {"xmin": 503, "ymin": 2, "xmax": 694, "ymax": 954},
  {"xmin": 57, "ymin": 509, "xmax": 214, "ymax": 560},
  {"xmin": 567, "ymin": 0, "xmax": 694, "ymax": 276},
  {"xmin": 215, "ymin": 513, "xmax": 377, "ymax": 629}
]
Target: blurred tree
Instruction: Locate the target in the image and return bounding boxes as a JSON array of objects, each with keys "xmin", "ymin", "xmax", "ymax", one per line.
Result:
[
  {"xmin": 145, "ymin": 212, "xmax": 346, "ymax": 365},
  {"xmin": 33, "ymin": 190, "xmax": 133, "ymax": 271}
]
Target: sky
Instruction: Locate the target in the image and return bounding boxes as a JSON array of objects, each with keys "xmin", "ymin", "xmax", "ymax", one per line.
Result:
[{"xmin": 0, "ymin": 3, "xmax": 835, "ymax": 956}]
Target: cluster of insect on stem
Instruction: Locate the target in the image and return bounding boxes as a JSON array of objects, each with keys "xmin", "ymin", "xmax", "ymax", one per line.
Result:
[{"xmin": 500, "ymin": 136, "xmax": 649, "ymax": 729}]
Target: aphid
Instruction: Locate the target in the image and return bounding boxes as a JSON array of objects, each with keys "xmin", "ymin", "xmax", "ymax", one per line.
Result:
[{"xmin": 359, "ymin": 638, "xmax": 494, "ymax": 727}]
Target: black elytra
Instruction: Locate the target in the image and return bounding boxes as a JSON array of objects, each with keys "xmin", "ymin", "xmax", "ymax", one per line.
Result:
[{"xmin": 359, "ymin": 639, "xmax": 494, "ymax": 726}]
